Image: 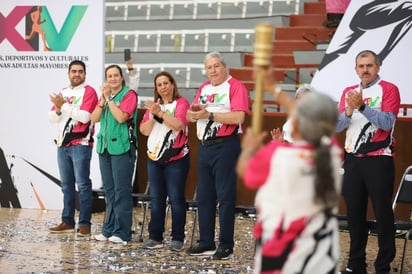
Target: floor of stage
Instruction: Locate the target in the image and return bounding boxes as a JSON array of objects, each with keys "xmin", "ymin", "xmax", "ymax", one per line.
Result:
[{"xmin": 0, "ymin": 208, "xmax": 410, "ymax": 273}]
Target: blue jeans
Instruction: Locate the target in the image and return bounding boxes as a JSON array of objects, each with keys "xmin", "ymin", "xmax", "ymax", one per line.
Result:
[
  {"xmin": 57, "ymin": 145, "xmax": 93, "ymax": 227},
  {"xmin": 147, "ymin": 153, "xmax": 190, "ymax": 242},
  {"xmin": 99, "ymin": 148, "xmax": 136, "ymax": 241},
  {"xmin": 197, "ymin": 136, "xmax": 240, "ymax": 250}
]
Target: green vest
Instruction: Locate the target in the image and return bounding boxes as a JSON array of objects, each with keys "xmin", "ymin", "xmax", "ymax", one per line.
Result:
[{"xmin": 96, "ymin": 86, "xmax": 137, "ymax": 155}]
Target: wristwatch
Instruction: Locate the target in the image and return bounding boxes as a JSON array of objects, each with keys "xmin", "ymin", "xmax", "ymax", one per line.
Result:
[
  {"xmin": 107, "ymin": 95, "xmax": 114, "ymax": 102},
  {"xmin": 359, "ymin": 103, "xmax": 366, "ymax": 112},
  {"xmin": 208, "ymin": 112, "xmax": 214, "ymax": 121}
]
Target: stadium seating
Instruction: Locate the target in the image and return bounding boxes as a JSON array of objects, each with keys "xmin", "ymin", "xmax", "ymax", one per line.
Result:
[
  {"xmin": 106, "ymin": 0, "xmax": 296, "ymax": 21},
  {"xmin": 104, "ymin": 0, "xmax": 330, "ymax": 100}
]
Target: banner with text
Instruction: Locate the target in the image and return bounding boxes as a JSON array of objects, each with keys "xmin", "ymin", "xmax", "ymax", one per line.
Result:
[{"xmin": 0, "ymin": 1, "xmax": 104, "ymax": 209}]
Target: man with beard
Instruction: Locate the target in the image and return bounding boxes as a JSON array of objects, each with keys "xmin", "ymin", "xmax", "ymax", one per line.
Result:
[{"xmin": 48, "ymin": 60, "xmax": 98, "ymax": 237}]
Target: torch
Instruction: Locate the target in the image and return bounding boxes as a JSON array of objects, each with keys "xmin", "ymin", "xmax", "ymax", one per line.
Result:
[{"xmin": 252, "ymin": 23, "xmax": 273, "ymax": 134}]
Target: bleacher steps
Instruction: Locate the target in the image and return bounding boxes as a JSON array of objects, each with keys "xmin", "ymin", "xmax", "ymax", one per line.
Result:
[
  {"xmin": 304, "ymin": 2, "xmax": 326, "ymax": 14},
  {"xmin": 272, "ymin": 40, "xmax": 316, "ymax": 54},
  {"xmin": 289, "ymin": 14, "xmax": 326, "ymax": 27}
]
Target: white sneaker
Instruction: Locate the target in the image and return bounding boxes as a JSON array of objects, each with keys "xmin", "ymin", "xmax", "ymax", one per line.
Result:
[
  {"xmin": 108, "ymin": 235, "xmax": 126, "ymax": 244},
  {"xmin": 92, "ymin": 234, "xmax": 108, "ymax": 242}
]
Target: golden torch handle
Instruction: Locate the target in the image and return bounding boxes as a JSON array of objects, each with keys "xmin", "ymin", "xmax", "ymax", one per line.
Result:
[{"xmin": 252, "ymin": 23, "xmax": 273, "ymax": 134}]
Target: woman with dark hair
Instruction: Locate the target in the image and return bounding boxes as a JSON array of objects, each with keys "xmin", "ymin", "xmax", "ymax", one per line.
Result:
[
  {"xmin": 90, "ymin": 64, "xmax": 138, "ymax": 244},
  {"xmin": 139, "ymin": 71, "xmax": 190, "ymax": 251},
  {"xmin": 237, "ymin": 67, "xmax": 342, "ymax": 273}
]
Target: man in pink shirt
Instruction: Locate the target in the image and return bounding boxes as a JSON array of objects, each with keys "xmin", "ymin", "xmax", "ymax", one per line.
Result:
[{"xmin": 186, "ymin": 52, "xmax": 249, "ymax": 260}]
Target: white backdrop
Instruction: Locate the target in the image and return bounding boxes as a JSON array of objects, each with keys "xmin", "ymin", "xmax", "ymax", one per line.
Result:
[
  {"xmin": 312, "ymin": 0, "xmax": 412, "ymax": 104},
  {"xmin": 0, "ymin": 1, "xmax": 104, "ymax": 209}
]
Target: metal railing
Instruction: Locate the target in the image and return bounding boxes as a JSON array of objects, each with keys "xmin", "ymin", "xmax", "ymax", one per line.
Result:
[
  {"xmin": 106, "ymin": 29, "xmax": 256, "ymax": 53},
  {"xmin": 106, "ymin": 0, "xmax": 300, "ymax": 21},
  {"xmin": 108, "ymin": 63, "xmax": 206, "ymax": 89}
]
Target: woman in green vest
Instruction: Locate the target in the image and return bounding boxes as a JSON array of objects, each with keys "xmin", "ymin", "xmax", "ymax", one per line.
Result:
[{"xmin": 90, "ymin": 64, "xmax": 138, "ymax": 244}]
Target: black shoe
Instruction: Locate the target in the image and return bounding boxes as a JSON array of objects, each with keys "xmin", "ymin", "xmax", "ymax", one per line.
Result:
[
  {"xmin": 326, "ymin": 20, "xmax": 340, "ymax": 28},
  {"xmin": 212, "ymin": 247, "xmax": 233, "ymax": 260},
  {"xmin": 186, "ymin": 245, "xmax": 216, "ymax": 256},
  {"xmin": 340, "ymin": 267, "xmax": 367, "ymax": 274}
]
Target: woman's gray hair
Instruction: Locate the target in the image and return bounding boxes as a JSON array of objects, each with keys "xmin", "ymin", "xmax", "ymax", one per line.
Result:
[
  {"xmin": 295, "ymin": 92, "xmax": 337, "ymax": 142},
  {"xmin": 204, "ymin": 51, "xmax": 227, "ymax": 66},
  {"xmin": 295, "ymin": 92, "xmax": 339, "ymax": 207}
]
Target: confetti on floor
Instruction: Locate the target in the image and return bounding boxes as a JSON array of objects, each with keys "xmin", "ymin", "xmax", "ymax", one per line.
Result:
[{"xmin": 0, "ymin": 208, "xmax": 410, "ymax": 273}]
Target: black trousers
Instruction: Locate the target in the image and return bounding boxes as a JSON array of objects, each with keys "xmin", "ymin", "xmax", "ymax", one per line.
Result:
[{"xmin": 342, "ymin": 154, "xmax": 396, "ymax": 272}]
